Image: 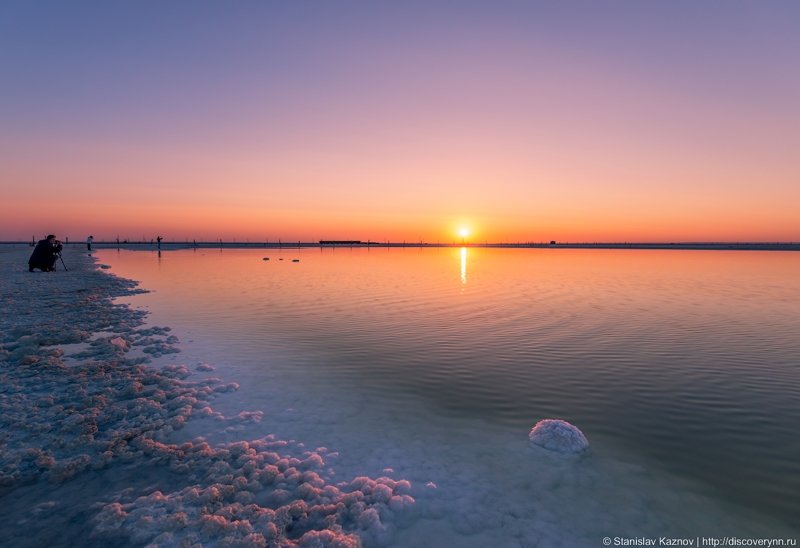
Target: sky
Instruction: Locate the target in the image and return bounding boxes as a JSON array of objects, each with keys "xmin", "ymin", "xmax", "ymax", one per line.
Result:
[{"xmin": 1, "ymin": 1, "xmax": 799, "ymax": 242}]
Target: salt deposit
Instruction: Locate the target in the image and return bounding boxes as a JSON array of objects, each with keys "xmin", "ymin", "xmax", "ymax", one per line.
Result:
[
  {"xmin": 529, "ymin": 419, "xmax": 589, "ymax": 454},
  {"xmin": 0, "ymin": 246, "xmax": 415, "ymax": 546}
]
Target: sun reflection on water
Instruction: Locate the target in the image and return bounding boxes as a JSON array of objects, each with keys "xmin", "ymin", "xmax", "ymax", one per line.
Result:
[{"xmin": 460, "ymin": 247, "xmax": 467, "ymax": 285}]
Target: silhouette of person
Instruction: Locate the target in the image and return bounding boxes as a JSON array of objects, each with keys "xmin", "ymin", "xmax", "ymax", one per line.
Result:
[
  {"xmin": 87, "ymin": 235, "xmax": 94, "ymax": 251},
  {"xmin": 157, "ymin": 236, "xmax": 163, "ymax": 249},
  {"xmin": 28, "ymin": 235, "xmax": 63, "ymax": 272}
]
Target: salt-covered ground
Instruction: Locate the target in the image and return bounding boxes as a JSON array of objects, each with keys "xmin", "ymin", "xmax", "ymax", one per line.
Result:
[
  {"xmin": 1, "ymin": 247, "xmax": 413, "ymax": 547},
  {"xmin": 2, "ymin": 245, "xmax": 797, "ymax": 547}
]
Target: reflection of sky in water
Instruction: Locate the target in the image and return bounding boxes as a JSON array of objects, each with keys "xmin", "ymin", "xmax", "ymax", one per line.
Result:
[{"xmin": 102, "ymin": 247, "xmax": 800, "ymax": 531}]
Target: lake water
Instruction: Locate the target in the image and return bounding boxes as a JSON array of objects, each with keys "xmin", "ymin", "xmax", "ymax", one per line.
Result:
[{"xmin": 100, "ymin": 247, "xmax": 800, "ymax": 544}]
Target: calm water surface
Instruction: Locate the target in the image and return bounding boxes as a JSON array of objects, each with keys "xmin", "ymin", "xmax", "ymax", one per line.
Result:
[{"xmin": 101, "ymin": 247, "xmax": 800, "ymax": 530}]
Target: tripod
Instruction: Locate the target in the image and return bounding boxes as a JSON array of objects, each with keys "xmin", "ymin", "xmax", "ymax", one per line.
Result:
[{"xmin": 57, "ymin": 252, "xmax": 68, "ymax": 271}]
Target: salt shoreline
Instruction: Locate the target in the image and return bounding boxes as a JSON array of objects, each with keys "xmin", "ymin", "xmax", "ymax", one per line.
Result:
[
  {"xmin": 0, "ymin": 245, "xmax": 415, "ymax": 547},
  {"xmin": 3, "ymin": 245, "xmax": 797, "ymax": 547}
]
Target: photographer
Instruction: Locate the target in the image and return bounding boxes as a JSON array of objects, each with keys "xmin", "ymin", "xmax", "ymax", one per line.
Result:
[{"xmin": 28, "ymin": 234, "xmax": 63, "ymax": 272}]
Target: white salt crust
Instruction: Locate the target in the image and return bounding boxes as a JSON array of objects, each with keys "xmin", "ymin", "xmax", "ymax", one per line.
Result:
[
  {"xmin": 529, "ymin": 419, "xmax": 589, "ymax": 455},
  {"xmin": 0, "ymin": 248, "xmax": 415, "ymax": 546}
]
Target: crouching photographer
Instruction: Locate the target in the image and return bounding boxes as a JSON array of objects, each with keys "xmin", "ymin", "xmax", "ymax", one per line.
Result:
[{"xmin": 28, "ymin": 234, "xmax": 64, "ymax": 272}]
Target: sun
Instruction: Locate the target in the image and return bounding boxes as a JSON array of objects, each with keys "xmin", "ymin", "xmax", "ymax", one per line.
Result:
[{"xmin": 458, "ymin": 227, "xmax": 470, "ymax": 239}]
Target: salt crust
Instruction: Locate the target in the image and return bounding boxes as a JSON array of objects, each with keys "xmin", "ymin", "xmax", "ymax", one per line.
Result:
[
  {"xmin": 0, "ymin": 248, "xmax": 415, "ymax": 546},
  {"xmin": 529, "ymin": 419, "xmax": 589, "ymax": 455}
]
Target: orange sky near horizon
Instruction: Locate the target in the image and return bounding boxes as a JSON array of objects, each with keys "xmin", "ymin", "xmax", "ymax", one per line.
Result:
[
  {"xmin": 2, "ymin": 130, "xmax": 797, "ymax": 243},
  {"xmin": 1, "ymin": 2, "xmax": 799, "ymax": 243}
]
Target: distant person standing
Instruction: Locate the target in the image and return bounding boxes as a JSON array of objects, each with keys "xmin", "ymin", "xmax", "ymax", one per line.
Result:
[
  {"xmin": 87, "ymin": 235, "xmax": 94, "ymax": 251},
  {"xmin": 157, "ymin": 236, "xmax": 163, "ymax": 249},
  {"xmin": 28, "ymin": 234, "xmax": 63, "ymax": 272}
]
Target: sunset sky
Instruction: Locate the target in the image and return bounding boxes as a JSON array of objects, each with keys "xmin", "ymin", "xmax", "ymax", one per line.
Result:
[{"xmin": 2, "ymin": 1, "xmax": 799, "ymax": 242}]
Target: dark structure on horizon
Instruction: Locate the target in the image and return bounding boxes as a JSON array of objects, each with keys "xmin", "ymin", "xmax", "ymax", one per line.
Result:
[{"xmin": 319, "ymin": 240, "xmax": 363, "ymax": 245}]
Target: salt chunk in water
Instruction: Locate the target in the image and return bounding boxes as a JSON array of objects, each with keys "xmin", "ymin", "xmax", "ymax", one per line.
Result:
[{"xmin": 529, "ymin": 419, "xmax": 588, "ymax": 454}]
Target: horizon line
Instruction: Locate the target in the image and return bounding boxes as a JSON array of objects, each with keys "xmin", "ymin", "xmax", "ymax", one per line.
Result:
[{"xmin": 3, "ymin": 240, "xmax": 800, "ymax": 251}]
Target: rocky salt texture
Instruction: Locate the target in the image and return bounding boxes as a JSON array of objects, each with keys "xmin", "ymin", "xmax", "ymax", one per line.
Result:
[
  {"xmin": 528, "ymin": 420, "xmax": 589, "ymax": 455},
  {"xmin": 0, "ymin": 247, "xmax": 414, "ymax": 546}
]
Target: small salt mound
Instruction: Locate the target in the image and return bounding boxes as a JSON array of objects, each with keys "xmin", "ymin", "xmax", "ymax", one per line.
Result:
[
  {"xmin": 109, "ymin": 337, "xmax": 129, "ymax": 351},
  {"xmin": 529, "ymin": 419, "xmax": 588, "ymax": 454}
]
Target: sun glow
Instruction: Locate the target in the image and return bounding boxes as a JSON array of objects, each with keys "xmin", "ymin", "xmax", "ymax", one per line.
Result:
[{"xmin": 458, "ymin": 227, "xmax": 470, "ymax": 239}]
